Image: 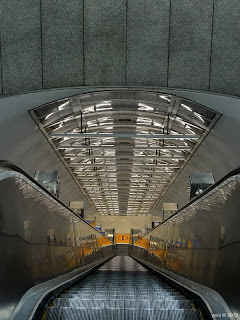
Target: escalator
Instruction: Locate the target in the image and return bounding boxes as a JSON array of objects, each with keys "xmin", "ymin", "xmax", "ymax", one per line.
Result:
[
  {"xmin": 1, "ymin": 162, "xmax": 239, "ymax": 320},
  {"xmin": 40, "ymin": 256, "xmax": 203, "ymax": 320}
]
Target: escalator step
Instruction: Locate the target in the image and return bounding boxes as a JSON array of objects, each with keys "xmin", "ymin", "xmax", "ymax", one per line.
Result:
[
  {"xmin": 44, "ymin": 307, "xmax": 62, "ymax": 320},
  {"xmin": 42, "ymin": 257, "xmax": 203, "ymax": 320},
  {"xmin": 45, "ymin": 307, "xmax": 202, "ymax": 320},
  {"xmin": 53, "ymin": 298, "xmax": 193, "ymax": 310},
  {"xmin": 60, "ymin": 293, "xmax": 188, "ymax": 300},
  {"xmin": 66, "ymin": 288, "xmax": 176, "ymax": 293}
]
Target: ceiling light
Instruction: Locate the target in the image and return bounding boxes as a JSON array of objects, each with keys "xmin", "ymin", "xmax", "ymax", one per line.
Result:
[
  {"xmin": 96, "ymin": 101, "xmax": 112, "ymax": 108},
  {"xmin": 45, "ymin": 112, "xmax": 54, "ymax": 120},
  {"xmin": 138, "ymin": 103, "xmax": 154, "ymax": 111},
  {"xmin": 153, "ymin": 121, "xmax": 163, "ymax": 128},
  {"xmin": 176, "ymin": 117, "xmax": 185, "ymax": 126},
  {"xmin": 194, "ymin": 112, "xmax": 205, "ymax": 123},
  {"xmin": 159, "ymin": 95, "xmax": 171, "ymax": 102},
  {"xmin": 83, "ymin": 106, "xmax": 95, "ymax": 114},
  {"xmin": 58, "ymin": 101, "xmax": 69, "ymax": 110},
  {"xmin": 181, "ymin": 103, "xmax": 192, "ymax": 112},
  {"xmin": 187, "ymin": 128, "xmax": 195, "ymax": 134}
]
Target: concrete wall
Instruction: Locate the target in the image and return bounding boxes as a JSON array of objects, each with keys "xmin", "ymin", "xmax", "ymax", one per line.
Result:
[
  {"xmin": 0, "ymin": 1, "xmax": 240, "ymax": 96},
  {"xmin": 0, "ymin": 111, "xmax": 96, "ymax": 215},
  {"xmin": 151, "ymin": 114, "xmax": 240, "ymax": 216}
]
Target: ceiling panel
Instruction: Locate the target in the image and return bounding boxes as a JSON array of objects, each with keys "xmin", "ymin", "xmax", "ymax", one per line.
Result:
[{"xmin": 30, "ymin": 90, "xmax": 220, "ymax": 216}]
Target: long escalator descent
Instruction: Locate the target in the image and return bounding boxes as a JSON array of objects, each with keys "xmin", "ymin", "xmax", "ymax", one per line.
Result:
[{"xmin": 41, "ymin": 256, "xmax": 202, "ymax": 320}]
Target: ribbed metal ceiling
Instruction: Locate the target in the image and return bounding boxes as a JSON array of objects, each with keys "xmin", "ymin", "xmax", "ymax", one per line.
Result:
[{"xmin": 31, "ymin": 90, "xmax": 220, "ymax": 216}]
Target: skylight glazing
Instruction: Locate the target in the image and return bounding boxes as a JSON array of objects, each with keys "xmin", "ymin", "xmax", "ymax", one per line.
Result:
[{"xmin": 31, "ymin": 90, "xmax": 220, "ymax": 216}]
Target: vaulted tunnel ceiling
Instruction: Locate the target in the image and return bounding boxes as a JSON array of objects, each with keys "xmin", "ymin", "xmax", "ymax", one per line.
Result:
[{"xmin": 31, "ymin": 90, "xmax": 220, "ymax": 216}]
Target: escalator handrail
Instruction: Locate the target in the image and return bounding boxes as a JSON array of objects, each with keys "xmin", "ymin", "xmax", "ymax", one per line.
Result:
[
  {"xmin": 0, "ymin": 160, "xmax": 100, "ymax": 234},
  {"xmin": 144, "ymin": 166, "xmax": 240, "ymax": 236}
]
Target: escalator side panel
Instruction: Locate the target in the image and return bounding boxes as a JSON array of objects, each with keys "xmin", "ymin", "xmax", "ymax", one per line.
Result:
[
  {"xmin": 130, "ymin": 173, "xmax": 240, "ymax": 316},
  {"xmin": 0, "ymin": 171, "xmax": 114, "ymax": 320}
]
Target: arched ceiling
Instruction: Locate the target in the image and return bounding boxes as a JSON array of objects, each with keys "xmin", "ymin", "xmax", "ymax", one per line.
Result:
[{"xmin": 31, "ymin": 90, "xmax": 220, "ymax": 216}]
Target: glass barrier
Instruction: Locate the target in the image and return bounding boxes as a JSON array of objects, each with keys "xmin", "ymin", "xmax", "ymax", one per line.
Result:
[
  {"xmin": 130, "ymin": 171, "xmax": 240, "ymax": 313},
  {"xmin": 0, "ymin": 164, "xmax": 114, "ymax": 319}
]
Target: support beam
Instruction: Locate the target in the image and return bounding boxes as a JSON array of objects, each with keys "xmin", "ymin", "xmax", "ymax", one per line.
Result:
[
  {"xmin": 78, "ymin": 179, "xmax": 170, "ymax": 183},
  {"xmin": 83, "ymin": 186, "xmax": 165, "ymax": 189},
  {"xmin": 80, "ymin": 180, "xmax": 169, "ymax": 184},
  {"xmin": 58, "ymin": 144, "xmax": 191, "ymax": 150},
  {"xmin": 75, "ymin": 174, "xmax": 171, "ymax": 177},
  {"xmin": 74, "ymin": 171, "xmax": 175, "ymax": 175},
  {"xmin": 52, "ymin": 133, "xmax": 200, "ymax": 139},
  {"xmin": 64, "ymin": 155, "xmax": 185, "ymax": 160},
  {"xmin": 69, "ymin": 163, "xmax": 179, "ymax": 168}
]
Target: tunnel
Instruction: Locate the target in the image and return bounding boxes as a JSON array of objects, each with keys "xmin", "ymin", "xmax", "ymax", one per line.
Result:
[{"xmin": 0, "ymin": 1, "xmax": 240, "ymax": 320}]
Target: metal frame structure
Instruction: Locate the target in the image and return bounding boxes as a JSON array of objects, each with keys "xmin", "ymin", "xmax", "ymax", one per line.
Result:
[{"xmin": 30, "ymin": 90, "xmax": 220, "ymax": 216}]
